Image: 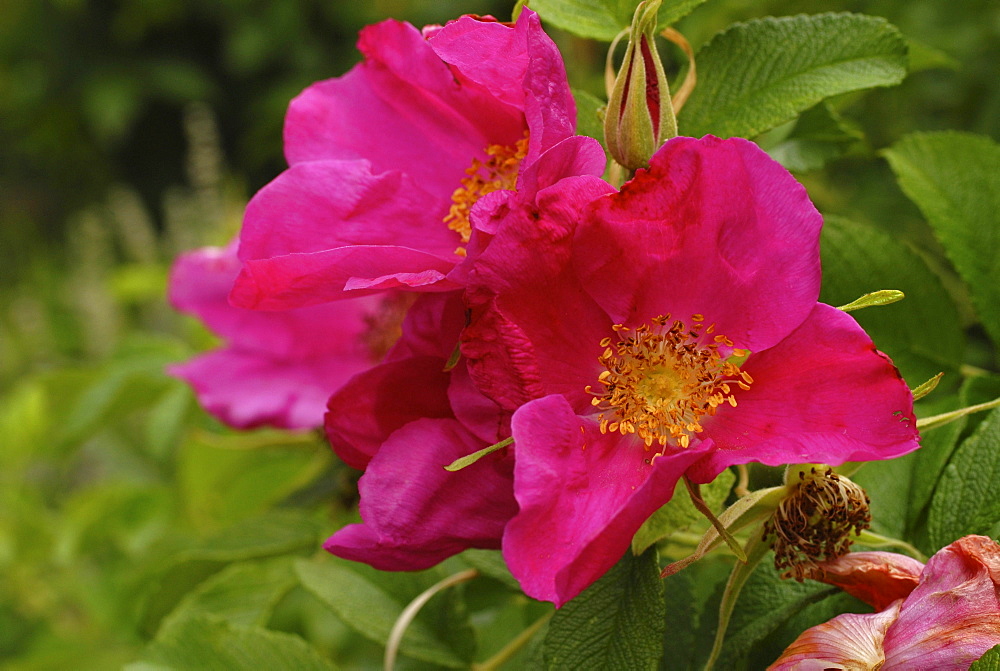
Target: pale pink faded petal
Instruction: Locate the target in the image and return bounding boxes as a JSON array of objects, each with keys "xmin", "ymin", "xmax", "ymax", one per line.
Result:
[
  {"xmin": 502, "ymin": 394, "xmax": 709, "ymax": 606},
  {"xmin": 768, "ymin": 602, "xmax": 901, "ymax": 670},
  {"xmin": 576, "ymin": 135, "xmax": 822, "ymax": 352},
  {"xmin": 325, "ymin": 356, "xmax": 453, "ymax": 470},
  {"xmin": 168, "ymin": 243, "xmax": 385, "ymax": 429},
  {"xmin": 883, "ymin": 535, "xmax": 1000, "ymax": 669},
  {"xmin": 324, "ymin": 418, "xmax": 516, "ymax": 570},
  {"xmin": 688, "ymin": 304, "xmax": 919, "ymax": 482},
  {"xmin": 806, "ymin": 551, "xmax": 925, "ymax": 611}
]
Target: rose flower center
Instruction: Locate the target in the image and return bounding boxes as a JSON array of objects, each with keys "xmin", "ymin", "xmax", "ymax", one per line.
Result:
[
  {"xmin": 444, "ymin": 134, "xmax": 530, "ymax": 256},
  {"xmin": 586, "ymin": 314, "xmax": 753, "ymax": 449}
]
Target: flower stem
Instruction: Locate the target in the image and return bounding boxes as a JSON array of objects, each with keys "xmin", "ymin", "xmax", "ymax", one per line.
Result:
[
  {"xmin": 384, "ymin": 569, "xmax": 479, "ymax": 671},
  {"xmin": 472, "ymin": 612, "xmax": 553, "ymax": 671},
  {"xmin": 855, "ymin": 529, "xmax": 928, "ymax": 562},
  {"xmin": 917, "ymin": 395, "xmax": 1000, "ymax": 431}
]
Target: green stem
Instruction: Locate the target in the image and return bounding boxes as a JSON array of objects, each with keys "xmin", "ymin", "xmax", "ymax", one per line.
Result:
[
  {"xmin": 855, "ymin": 530, "xmax": 928, "ymax": 562},
  {"xmin": 917, "ymin": 396, "xmax": 1000, "ymax": 431},
  {"xmin": 473, "ymin": 612, "xmax": 553, "ymax": 671},
  {"xmin": 445, "ymin": 437, "xmax": 514, "ymax": 472},
  {"xmin": 384, "ymin": 569, "xmax": 479, "ymax": 671}
]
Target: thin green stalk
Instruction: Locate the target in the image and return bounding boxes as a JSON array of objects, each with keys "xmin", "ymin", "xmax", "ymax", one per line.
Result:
[{"xmin": 473, "ymin": 612, "xmax": 553, "ymax": 671}]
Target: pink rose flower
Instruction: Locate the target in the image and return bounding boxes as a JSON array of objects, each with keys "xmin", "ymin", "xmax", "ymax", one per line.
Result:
[
  {"xmin": 323, "ymin": 291, "xmax": 517, "ymax": 568},
  {"xmin": 770, "ymin": 535, "xmax": 1000, "ymax": 669},
  {"xmin": 463, "ymin": 135, "xmax": 920, "ymax": 605},
  {"xmin": 168, "ymin": 241, "xmax": 407, "ymax": 429},
  {"xmin": 230, "ymin": 8, "xmax": 603, "ymax": 310}
]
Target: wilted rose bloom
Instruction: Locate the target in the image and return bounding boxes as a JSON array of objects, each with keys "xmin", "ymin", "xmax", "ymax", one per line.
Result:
[
  {"xmin": 168, "ymin": 241, "xmax": 409, "ymax": 429},
  {"xmin": 230, "ymin": 7, "xmax": 602, "ymax": 311},
  {"xmin": 770, "ymin": 535, "xmax": 1000, "ymax": 669},
  {"xmin": 463, "ymin": 135, "xmax": 920, "ymax": 606}
]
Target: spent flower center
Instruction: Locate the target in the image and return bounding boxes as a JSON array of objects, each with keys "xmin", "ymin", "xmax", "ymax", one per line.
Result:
[
  {"xmin": 444, "ymin": 135, "xmax": 529, "ymax": 256},
  {"xmin": 586, "ymin": 314, "xmax": 752, "ymax": 449}
]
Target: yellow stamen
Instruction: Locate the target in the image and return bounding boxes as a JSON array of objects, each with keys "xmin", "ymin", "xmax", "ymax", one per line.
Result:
[
  {"xmin": 444, "ymin": 135, "xmax": 530, "ymax": 255},
  {"xmin": 588, "ymin": 314, "xmax": 752, "ymax": 450}
]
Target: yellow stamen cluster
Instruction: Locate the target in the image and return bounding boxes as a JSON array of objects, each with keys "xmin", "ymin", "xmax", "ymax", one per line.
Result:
[
  {"xmin": 444, "ymin": 135, "xmax": 530, "ymax": 255},
  {"xmin": 585, "ymin": 314, "xmax": 752, "ymax": 450}
]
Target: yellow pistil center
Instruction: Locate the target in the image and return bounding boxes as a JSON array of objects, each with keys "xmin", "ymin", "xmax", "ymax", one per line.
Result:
[
  {"xmin": 444, "ymin": 134, "xmax": 530, "ymax": 256},
  {"xmin": 585, "ymin": 314, "xmax": 753, "ymax": 450}
]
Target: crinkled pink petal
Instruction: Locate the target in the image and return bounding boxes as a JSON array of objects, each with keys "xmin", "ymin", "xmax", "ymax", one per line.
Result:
[
  {"xmin": 325, "ymin": 356, "xmax": 453, "ymax": 470},
  {"xmin": 462, "ymin": 175, "xmax": 615, "ymax": 412},
  {"xmin": 168, "ymin": 243, "xmax": 389, "ymax": 429},
  {"xmin": 807, "ymin": 551, "xmax": 925, "ymax": 611},
  {"xmin": 324, "ymin": 418, "xmax": 516, "ymax": 570},
  {"xmin": 688, "ymin": 303, "xmax": 919, "ymax": 482},
  {"xmin": 883, "ymin": 535, "xmax": 1000, "ymax": 669},
  {"xmin": 576, "ymin": 135, "xmax": 822, "ymax": 353},
  {"xmin": 502, "ymin": 395, "xmax": 710, "ymax": 606},
  {"xmin": 768, "ymin": 602, "xmax": 901, "ymax": 670}
]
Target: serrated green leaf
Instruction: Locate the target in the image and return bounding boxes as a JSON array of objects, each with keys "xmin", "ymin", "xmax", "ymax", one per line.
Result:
[
  {"xmin": 127, "ymin": 615, "xmax": 335, "ymax": 671},
  {"xmin": 679, "ymin": 13, "xmax": 907, "ymax": 139},
  {"xmin": 972, "ymin": 645, "xmax": 1000, "ymax": 671},
  {"xmin": 927, "ymin": 407, "xmax": 1000, "ymax": 548},
  {"xmin": 707, "ymin": 554, "xmax": 838, "ymax": 670},
  {"xmin": 883, "ymin": 132, "xmax": 1000, "ymax": 347},
  {"xmin": 162, "ymin": 557, "xmax": 298, "ymax": 629},
  {"xmin": 294, "ymin": 558, "xmax": 468, "ymax": 668},
  {"xmin": 909, "ymin": 395, "xmax": 966, "ymax": 536},
  {"xmin": 542, "ymin": 549, "xmax": 665, "ymax": 670},
  {"xmin": 528, "ymin": 0, "xmax": 707, "ymax": 42},
  {"xmin": 659, "ymin": 570, "xmax": 698, "ymax": 671},
  {"xmin": 633, "ymin": 469, "xmax": 734, "ymax": 554},
  {"xmin": 819, "ymin": 216, "xmax": 965, "ymax": 385}
]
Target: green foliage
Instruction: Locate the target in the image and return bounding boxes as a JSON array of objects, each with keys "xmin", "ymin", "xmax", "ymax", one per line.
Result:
[
  {"xmin": 678, "ymin": 13, "xmax": 907, "ymax": 139},
  {"xmin": 542, "ymin": 549, "xmax": 666, "ymax": 670},
  {"xmin": 973, "ymin": 645, "xmax": 1000, "ymax": 671},
  {"xmin": 128, "ymin": 615, "xmax": 336, "ymax": 671},
  {"xmin": 633, "ymin": 469, "xmax": 735, "ymax": 554},
  {"xmin": 928, "ymin": 407, "xmax": 1000, "ymax": 548},
  {"xmin": 884, "ymin": 132, "xmax": 1000, "ymax": 347},
  {"xmin": 818, "ymin": 215, "xmax": 965, "ymax": 385},
  {"xmin": 526, "ymin": 0, "xmax": 708, "ymax": 41}
]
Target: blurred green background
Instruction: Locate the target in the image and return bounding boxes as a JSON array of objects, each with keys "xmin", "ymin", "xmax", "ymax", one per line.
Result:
[{"xmin": 1, "ymin": 0, "xmax": 997, "ymax": 668}]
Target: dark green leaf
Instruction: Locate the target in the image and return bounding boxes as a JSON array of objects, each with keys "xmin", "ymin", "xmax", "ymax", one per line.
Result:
[
  {"xmin": 138, "ymin": 513, "xmax": 319, "ymax": 636},
  {"xmin": 972, "ymin": 645, "xmax": 1000, "ymax": 671},
  {"xmin": 127, "ymin": 615, "xmax": 335, "ymax": 671},
  {"xmin": 819, "ymin": 215, "xmax": 965, "ymax": 385},
  {"xmin": 633, "ymin": 469, "xmax": 734, "ymax": 554},
  {"xmin": 528, "ymin": 0, "xmax": 708, "ymax": 42},
  {"xmin": 295, "ymin": 558, "xmax": 469, "ymax": 668},
  {"xmin": 927, "ymin": 407, "xmax": 1000, "ymax": 548},
  {"xmin": 763, "ymin": 102, "xmax": 863, "ymax": 173},
  {"xmin": 883, "ymin": 132, "xmax": 1000, "ymax": 347},
  {"xmin": 573, "ymin": 87, "xmax": 606, "ymax": 145},
  {"xmin": 542, "ymin": 548, "xmax": 665, "ymax": 670},
  {"xmin": 162, "ymin": 557, "xmax": 298, "ymax": 629},
  {"xmin": 679, "ymin": 13, "xmax": 907, "ymax": 139}
]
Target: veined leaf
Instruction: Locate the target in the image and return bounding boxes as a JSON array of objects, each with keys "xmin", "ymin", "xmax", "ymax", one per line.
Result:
[
  {"xmin": 679, "ymin": 13, "xmax": 907, "ymax": 139},
  {"xmin": 528, "ymin": 0, "xmax": 708, "ymax": 42}
]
